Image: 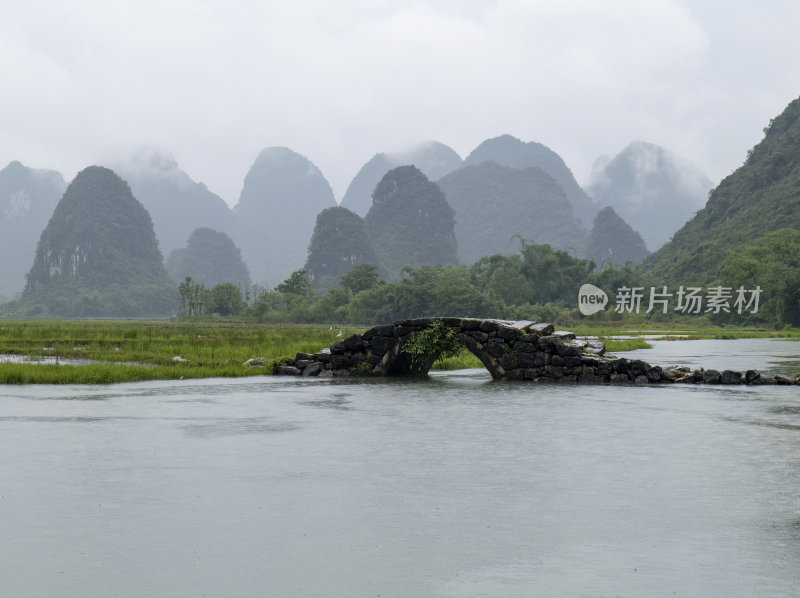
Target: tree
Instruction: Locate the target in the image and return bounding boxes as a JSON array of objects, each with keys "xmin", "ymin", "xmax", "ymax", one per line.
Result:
[
  {"xmin": 717, "ymin": 228, "xmax": 800, "ymax": 326},
  {"xmin": 304, "ymin": 206, "xmax": 378, "ymax": 287},
  {"xmin": 210, "ymin": 283, "xmax": 244, "ymax": 316},
  {"xmin": 276, "ymin": 269, "xmax": 315, "ymax": 322},
  {"xmin": 340, "ymin": 264, "xmax": 381, "ymax": 295},
  {"xmin": 178, "ymin": 277, "xmax": 210, "ymax": 317},
  {"xmin": 276, "ymin": 269, "xmax": 314, "ymax": 298}
]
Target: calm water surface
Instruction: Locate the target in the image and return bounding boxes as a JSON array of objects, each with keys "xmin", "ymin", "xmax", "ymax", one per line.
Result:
[{"xmin": 1, "ymin": 339, "xmax": 799, "ymax": 597}]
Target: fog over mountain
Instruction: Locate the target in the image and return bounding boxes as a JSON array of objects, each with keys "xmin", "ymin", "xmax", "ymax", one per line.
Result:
[
  {"xmin": 465, "ymin": 135, "xmax": 599, "ymax": 226},
  {"xmin": 438, "ymin": 161, "xmax": 588, "ymax": 264},
  {"xmin": 233, "ymin": 147, "xmax": 336, "ymax": 286},
  {"xmin": 105, "ymin": 150, "xmax": 234, "ymax": 257},
  {"xmin": 584, "ymin": 141, "xmax": 712, "ymax": 251},
  {"xmin": 0, "ymin": 161, "xmax": 65, "ymax": 300},
  {"xmin": 342, "ymin": 141, "xmax": 463, "ymax": 216}
]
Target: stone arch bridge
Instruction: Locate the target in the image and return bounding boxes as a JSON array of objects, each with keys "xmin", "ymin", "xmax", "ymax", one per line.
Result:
[{"xmin": 274, "ymin": 317, "xmax": 798, "ymax": 385}]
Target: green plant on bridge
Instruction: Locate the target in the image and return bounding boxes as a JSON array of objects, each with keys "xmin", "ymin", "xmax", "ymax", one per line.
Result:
[{"xmin": 402, "ymin": 320, "xmax": 464, "ymax": 370}]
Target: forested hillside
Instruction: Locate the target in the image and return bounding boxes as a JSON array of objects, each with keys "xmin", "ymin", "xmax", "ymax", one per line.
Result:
[
  {"xmin": 305, "ymin": 206, "xmax": 378, "ymax": 291},
  {"xmin": 166, "ymin": 228, "xmax": 250, "ymax": 290},
  {"xmin": 438, "ymin": 162, "xmax": 588, "ymax": 264},
  {"xmin": 465, "ymin": 134, "xmax": 598, "ymax": 225},
  {"xmin": 646, "ymin": 95, "xmax": 800, "ymax": 283},
  {"xmin": 364, "ymin": 166, "xmax": 458, "ymax": 280},
  {"xmin": 586, "ymin": 206, "xmax": 649, "ymax": 266},
  {"xmin": 17, "ymin": 166, "xmax": 175, "ymax": 317}
]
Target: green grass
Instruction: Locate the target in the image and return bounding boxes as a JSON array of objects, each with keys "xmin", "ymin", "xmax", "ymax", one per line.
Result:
[
  {"xmin": 602, "ymin": 338, "xmax": 653, "ymax": 352},
  {"xmin": 0, "ymin": 320, "xmax": 352, "ymax": 384},
  {"xmin": 431, "ymin": 349, "xmax": 484, "ymax": 370}
]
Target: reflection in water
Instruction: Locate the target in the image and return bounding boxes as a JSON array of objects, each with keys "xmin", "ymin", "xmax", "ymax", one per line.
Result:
[{"xmin": 0, "ymin": 339, "xmax": 799, "ymax": 597}]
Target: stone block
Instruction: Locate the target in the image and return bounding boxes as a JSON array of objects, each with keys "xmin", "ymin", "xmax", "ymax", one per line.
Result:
[
  {"xmin": 513, "ymin": 340, "xmax": 536, "ymax": 352},
  {"xmin": 362, "ymin": 325, "xmax": 395, "ymax": 339},
  {"xmin": 613, "ymin": 358, "xmax": 629, "ymax": 373},
  {"xmin": 343, "ymin": 334, "xmax": 366, "ymax": 353},
  {"xmin": 459, "ymin": 318, "xmax": 482, "ymax": 331},
  {"xmin": 630, "ymin": 360, "xmax": 649, "ymax": 377},
  {"xmin": 544, "ymin": 365, "xmax": 563, "ymax": 378},
  {"xmin": 534, "ymin": 352, "xmax": 550, "ymax": 367},
  {"xmin": 275, "ymin": 366, "xmax": 300, "ymax": 376},
  {"xmin": 486, "ymin": 342, "xmax": 505, "ymax": 358},
  {"xmin": 479, "ymin": 319, "xmax": 503, "ymax": 332},
  {"xmin": 721, "ymin": 370, "xmax": 743, "ymax": 385},
  {"xmin": 370, "ymin": 335, "xmax": 397, "ymax": 356},
  {"xmin": 594, "ymin": 361, "xmax": 614, "ymax": 377},
  {"xmin": 646, "ymin": 366, "xmax": 663, "ymax": 382},
  {"xmin": 331, "ymin": 355, "xmax": 354, "ymax": 370},
  {"xmin": 301, "ymin": 363, "xmax": 323, "ymax": 377},
  {"xmin": 517, "ymin": 352, "xmax": 537, "ymax": 368},
  {"xmin": 497, "ymin": 327, "xmax": 522, "ymax": 341},
  {"xmin": 529, "ymin": 322, "xmax": 554, "ymax": 335},
  {"xmin": 499, "ymin": 355, "xmax": 519, "ymax": 370},
  {"xmin": 467, "ymin": 331, "xmax": 489, "ymax": 343}
]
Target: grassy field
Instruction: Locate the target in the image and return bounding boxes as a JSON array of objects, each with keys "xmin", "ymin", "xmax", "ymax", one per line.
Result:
[
  {"xmin": 0, "ymin": 320, "xmax": 353, "ymax": 384},
  {"xmin": 0, "ymin": 319, "xmax": 796, "ymax": 384}
]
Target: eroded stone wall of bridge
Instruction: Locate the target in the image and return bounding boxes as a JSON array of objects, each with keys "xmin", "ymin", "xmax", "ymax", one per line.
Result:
[{"xmin": 273, "ymin": 317, "xmax": 799, "ymax": 385}]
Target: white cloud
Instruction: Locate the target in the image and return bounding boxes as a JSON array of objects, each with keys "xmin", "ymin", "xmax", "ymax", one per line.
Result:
[{"xmin": 0, "ymin": 0, "xmax": 798, "ymax": 204}]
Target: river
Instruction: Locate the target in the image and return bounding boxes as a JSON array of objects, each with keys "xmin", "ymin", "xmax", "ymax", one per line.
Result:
[{"xmin": 1, "ymin": 338, "xmax": 799, "ymax": 597}]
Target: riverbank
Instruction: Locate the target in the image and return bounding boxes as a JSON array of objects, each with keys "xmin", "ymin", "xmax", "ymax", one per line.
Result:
[{"xmin": 0, "ymin": 319, "xmax": 796, "ymax": 384}]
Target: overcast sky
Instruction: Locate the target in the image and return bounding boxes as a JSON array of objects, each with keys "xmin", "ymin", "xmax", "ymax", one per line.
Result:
[{"xmin": 2, "ymin": 0, "xmax": 799, "ymax": 206}]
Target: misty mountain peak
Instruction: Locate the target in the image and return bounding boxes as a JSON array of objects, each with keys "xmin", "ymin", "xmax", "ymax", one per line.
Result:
[
  {"xmin": 0, "ymin": 161, "xmax": 66, "ymax": 299},
  {"xmin": 465, "ymin": 134, "xmax": 598, "ymax": 225},
  {"xmin": 233, "ymin": 146, "xmax": 336, "ymax": 286},
  {"xmin": 341, "ymin": 141, "xmax": 463, "ymax": 217},
  {"xmin": 584, "ymin": 141, "xmax": 712, "ymax": 250}
]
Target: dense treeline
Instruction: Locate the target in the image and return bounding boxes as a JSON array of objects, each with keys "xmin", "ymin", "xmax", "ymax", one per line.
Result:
[
  {"xmin": 177, "ymin": 227, "xmax": 800, "ymax": 328},
  {"xmin": 183, "ymin": 241, "xmax": 622, "ymax": 325}
]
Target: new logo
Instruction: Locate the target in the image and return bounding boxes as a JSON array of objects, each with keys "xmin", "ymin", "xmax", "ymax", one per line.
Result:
[{"xmin": 578, "ymin": 283, "xmax": 608, "ymax": 316}]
